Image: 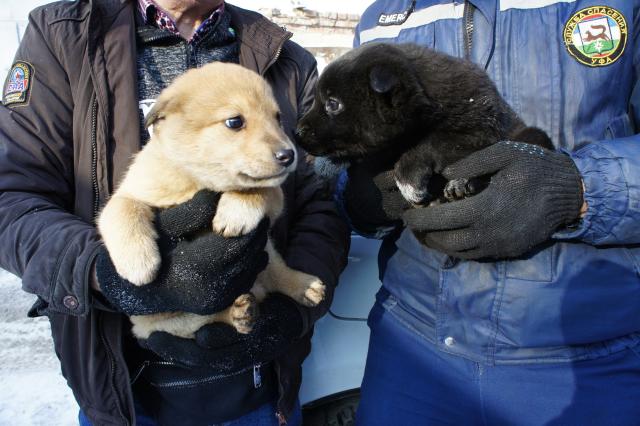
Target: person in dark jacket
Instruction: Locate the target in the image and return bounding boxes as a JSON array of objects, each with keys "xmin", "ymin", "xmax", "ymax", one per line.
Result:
[
  {"xmin": 0, "ymin": 0, "xmax": 350, "ymax": 425},
  {"xmin": 341, "ymin": 1, "xmax": 640, "ymax": 425}
]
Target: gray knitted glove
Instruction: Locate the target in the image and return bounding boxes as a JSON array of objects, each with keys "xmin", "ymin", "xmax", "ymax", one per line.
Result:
[
  {"xmin": 142, "ymin": 294, "xmax": 302, "ymax": 372},
  {"xmin": 96, "ymin": 190, "xmax": 269, "ymax": 315},
  {"xmin": 403, "ymin": 141, "xmax": 584, "ymax": 260},
  {"xmin": 344, "ymin": 164, "xmax": 411, "ymax": 233}
]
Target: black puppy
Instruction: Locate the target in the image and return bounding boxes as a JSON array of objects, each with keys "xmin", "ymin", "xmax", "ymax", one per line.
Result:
[{"xmin": 296, "ymin": 42, "xmax": 552, "ymax": 204}]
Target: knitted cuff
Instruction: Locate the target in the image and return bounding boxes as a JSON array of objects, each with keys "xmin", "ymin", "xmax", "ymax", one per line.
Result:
[{"xmin": 542, "ymin": 153, "xmax": 585, "ymax": 230}]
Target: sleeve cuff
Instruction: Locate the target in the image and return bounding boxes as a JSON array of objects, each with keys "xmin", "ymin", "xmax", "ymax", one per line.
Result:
[
  {"xmin": 294, "ymin": 304, "xmax": 311, "ymax": 338},
  {"xmin": 553, "ymin": 144, "xmax": 629, "ymax": 243},
  {"xmin": 334, "ymin": 169, "xmax": 397, "ymax": 239},
  {"xmin": 49, "ymin": 241, "xmax": 102, "ymax": 316}
]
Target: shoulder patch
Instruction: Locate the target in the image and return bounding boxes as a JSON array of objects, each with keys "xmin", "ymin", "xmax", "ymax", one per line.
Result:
[
  {"xmin": 3, "ymin": 61, "xmax": 34, "ymax": 107},
  {"xmin": 563, "ymin": 6, "xmax": 627, "ymax": 67}
]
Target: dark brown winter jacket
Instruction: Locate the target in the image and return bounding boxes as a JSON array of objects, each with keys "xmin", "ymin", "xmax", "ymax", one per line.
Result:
[{"xmin": 0, "ymin": 0, "xmax": 350, "ymax": 424}]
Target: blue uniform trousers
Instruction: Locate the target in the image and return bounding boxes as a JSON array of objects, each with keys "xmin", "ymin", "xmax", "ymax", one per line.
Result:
[
  {"xmin": 357, "ymin": 297, "xmax": 640, "ymax": 426},
  {"xmin": 79, "ymin": 400, "xmax": 301, "ymax": 426}
]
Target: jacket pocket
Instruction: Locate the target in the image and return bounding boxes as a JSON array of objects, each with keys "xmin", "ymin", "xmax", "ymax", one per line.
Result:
[
  {"xmin": 505, "ymin": 245, "xmax": 554, "ymax": 283},
  {"xmin": 132, "ymin": 360, "xmax": 276, "ymax": 425},
  {"xmin": 605, "ymin": 113, "xmax": 634, "ymax": 140}
]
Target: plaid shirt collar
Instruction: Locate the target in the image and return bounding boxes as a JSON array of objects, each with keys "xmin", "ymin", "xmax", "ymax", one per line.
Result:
[{"xmin": 138, "ymin": 0, "xmax": 225, "ymax": 44}]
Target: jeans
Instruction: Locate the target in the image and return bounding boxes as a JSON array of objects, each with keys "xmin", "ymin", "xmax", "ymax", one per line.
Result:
[
  {"xmin": 356, "ymin": 299, "xmax": 640, "ymax": 426},
  {"xmin": 79, "ymin": 399, "xmax": 302, "ymax": 426}
]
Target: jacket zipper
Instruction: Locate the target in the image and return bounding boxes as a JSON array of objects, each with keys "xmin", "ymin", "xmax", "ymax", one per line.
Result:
[
  {"xmin": 264, "ymin": 28, "xmax": 300, "ymax": 409},
  {"xmin": 90, "ymin": 97, "xmax": 100, "ymax": 217},
  {"xmin": 141, "ymin": 33, "xmax": 182, "ymax": 45},
  {"xmin": 253, "ymin": 363, "xmax": 262, "ymax": 388},
  {"xmin": 263, "ymin": 32, "xmax": 292, "ymax": 76},
  {"xmin": 261, "ymin": 45, "xmax": 293, "ymax": 426},
  {"xmin": 463, "ymin": 1, "xmax": 475, "ymax": 60},
  {"xmin": 442, "ymin": 0, "xmax": 474, "ymax": 270},
  {"xmin": 98, "ymin": 312, "xmax": 129, "ymax": 425},
  {"xmin": 186, "ymin": 42, "xmax": 197, "ymax": 68},
  {"xmin": 136, "ymin": 361, "xmax": 264, "ymax": 388},
  {"xmin": 265, "ymin": 45, "xmax": 284, "ymax": 75}
]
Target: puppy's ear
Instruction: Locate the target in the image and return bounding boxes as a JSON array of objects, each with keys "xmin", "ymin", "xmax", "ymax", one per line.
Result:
[
  {"xmin": 144, "ymin": 97, "xmax": 170, "ymax": 129},
  {"xmin": 369, "ymin": 65, "xmax": 398, "ymax": 94}
]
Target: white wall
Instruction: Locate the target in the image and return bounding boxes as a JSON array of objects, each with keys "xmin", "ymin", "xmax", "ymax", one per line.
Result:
[{"xmin": 1, "ymin": 1, "xmax": 67, "ymax": 73}]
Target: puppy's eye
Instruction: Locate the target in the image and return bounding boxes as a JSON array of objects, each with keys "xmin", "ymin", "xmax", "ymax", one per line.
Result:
[
  {"xmin": 276, "ymin": 112, "xmax": 283, "ymax": 127},
  {"xmin": 324, "ymin": 98, "xmax": 343, "ymax": 115},
  {"xmin": 225, "ymin": 116, "xmax": 244, "ymax": 130}
]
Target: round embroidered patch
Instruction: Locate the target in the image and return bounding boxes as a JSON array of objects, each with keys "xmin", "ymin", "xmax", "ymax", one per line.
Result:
[{"xmin": 563, "ymin": 6, "xmax": 627, "ymax": 67}]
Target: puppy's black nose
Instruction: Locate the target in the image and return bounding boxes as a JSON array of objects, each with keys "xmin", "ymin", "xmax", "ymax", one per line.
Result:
[{"xmin": 275, "ymin": 149, "xmax": 295, "ymax": 167}]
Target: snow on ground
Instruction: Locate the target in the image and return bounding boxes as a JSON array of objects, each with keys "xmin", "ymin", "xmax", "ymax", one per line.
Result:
[{"xmin": 0, "ymin": 269, "xmax": 78, "ymax": 426}]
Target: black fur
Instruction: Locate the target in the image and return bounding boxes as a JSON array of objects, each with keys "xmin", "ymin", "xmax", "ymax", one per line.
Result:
[{"xmin": 296, "ymin": 42, "xmax": 553, "ymax": 204}]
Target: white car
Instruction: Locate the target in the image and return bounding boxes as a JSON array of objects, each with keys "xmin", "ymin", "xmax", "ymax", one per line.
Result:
[{"xmin": 300, "ymin": 235, "xmax": 382, "ymax": 425}]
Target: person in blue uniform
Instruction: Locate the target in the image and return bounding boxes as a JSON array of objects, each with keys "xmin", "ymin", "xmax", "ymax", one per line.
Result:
[{"xmin": 343, "ymin": 1, "xmax": 640, "ymax": 424}]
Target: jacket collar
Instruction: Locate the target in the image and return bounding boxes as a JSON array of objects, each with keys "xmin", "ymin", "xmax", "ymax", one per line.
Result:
[
  {"xmin": 226, "ymin": 3, "xmax": 292, "ymax": 75},
  {"xmin": 467, "ymin": 0, "xmax": 497, "ymax": 69}
]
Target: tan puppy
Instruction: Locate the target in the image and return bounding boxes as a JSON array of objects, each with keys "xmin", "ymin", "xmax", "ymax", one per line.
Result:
[{"xmin": 98, "ymin": 62, "xmax": 325, "ymax": 339}]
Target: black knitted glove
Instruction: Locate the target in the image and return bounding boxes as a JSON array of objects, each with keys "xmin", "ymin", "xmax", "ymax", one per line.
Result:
[
  {"xmin": 403, "ymin": 141, "xmax": 584, "ymax": 260},
  {"xmin": 95, "ymin": 190, "xmax": 269, "ymax": 316},
  {"xmin": 141, "ymin": 294, "xmax": 303, "ymax": 372},
  {"xmin": 344, "ymin": 163, "xmax": 411, "ymax": 233}
]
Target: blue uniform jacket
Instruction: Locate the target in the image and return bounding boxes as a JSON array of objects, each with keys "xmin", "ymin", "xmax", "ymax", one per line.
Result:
[{"xmin": 350, "ymin": 0, "xmax": 640, "ymax": 364}]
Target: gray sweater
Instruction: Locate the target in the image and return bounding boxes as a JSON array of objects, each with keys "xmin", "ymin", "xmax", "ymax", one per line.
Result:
[{"xmin": 136, "ymin": 10, "xmax": 239, "ymax": 144}]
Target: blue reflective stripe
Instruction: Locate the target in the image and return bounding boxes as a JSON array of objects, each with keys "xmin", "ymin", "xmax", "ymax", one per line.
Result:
[{"xmin": 359, "ymin": 2, "xmax": 465, "ymax": 43}]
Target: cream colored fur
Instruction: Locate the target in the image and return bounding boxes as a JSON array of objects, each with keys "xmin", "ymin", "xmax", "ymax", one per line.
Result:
[{"xmin": 98, "ymin": 62, "xmax": 325, "ymax": 339}]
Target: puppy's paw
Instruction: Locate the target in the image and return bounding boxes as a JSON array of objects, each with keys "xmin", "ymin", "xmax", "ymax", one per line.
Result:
[
  {"xmin": 289, "ymin": 273, "xmax": 325, "ymax": 307},
  {"xmin": 393, "ymin": 154, "xmax": 433, "ymax": 206},
  {"xmin": 230, "ymin": 293, "xmax": 258, "ymax": 334},
  {"xmin": 443, "ymin": 178, "xmax": 468, "ymax": 201},
  {"xmin": 212, "ymin": 210, "xmax": 261, "ymax": 238},
  {"xmin": 110, "ymin": 236, "xmax": 161, "ymax": 286},
  {"xmin": 443, "ymin": 178, "xmax": 478, "ymax": 202},
  {"xmin": 212, "ymin": 194, "xmax": 263, "ymax": 237},
  {"xmin": 303, "ymin": 279, "xmax": 326, "ymax": 307}
]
